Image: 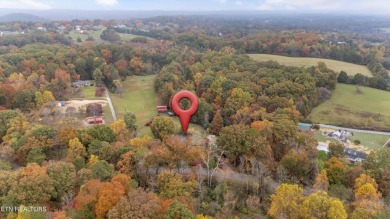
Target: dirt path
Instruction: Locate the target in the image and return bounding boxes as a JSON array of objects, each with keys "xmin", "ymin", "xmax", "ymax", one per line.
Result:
[{"xmin": 104, "ymin": 89, "xmax": 117, "ymax": 121}]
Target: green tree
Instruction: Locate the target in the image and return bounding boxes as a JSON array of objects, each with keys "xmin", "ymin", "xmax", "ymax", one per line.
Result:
[
  {"xmin": 337, "ymin": 71, "xmax": 350, "ymax": 83},
  {"xmin": 11, "ymin": 89, "xmax": 36, "ymax": 111},
  {"xmin": 93, "ymin": 68, "xmax": 104, "ymax": 87},
  {"xmin": 100, "ymin": 29, "xmax": 120, "ymax": 42},
  {"xmin": 87, "ymin": 125, "xmax": 116, "ymax": 143},
  {"xmin": 150, "ymin": 116, "xmax": 174, "ymax": 140},
  {"xmin": 328, "ymin": 142, "xmax": 345, "ymax": 158},
  {"xmin": 164, "ymin": 201, "xmax": 195, "ymax": 219},
  {"xmin": 13, "ymin": 163, "xmax": 54, "ymax": 205},
  {"xmin": 46, "ymin": 161, "xmax": 76, "ymax": 201},
  {"xmin": 123, "ymin": 112, "xmax": 137, "ymax": 132},
  {"xmin": 217, "ymin": 124, "xmax": 259, "ymax": 162},
  {"xmin": 0, "ymin": 110, "xmax": 20, "ymax": 138},
  {"xmin": 363, "ymin": 147, "xmax": 390, "ymax": 180},
  {"xmin": 91, "ymin": 160, "xmax": 114, "ymax": 181}
]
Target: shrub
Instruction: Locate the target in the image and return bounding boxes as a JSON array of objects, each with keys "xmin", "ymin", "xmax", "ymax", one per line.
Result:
[{"xmin": 353, "ymin": 140, "xmax": 361, "ymax": 145}]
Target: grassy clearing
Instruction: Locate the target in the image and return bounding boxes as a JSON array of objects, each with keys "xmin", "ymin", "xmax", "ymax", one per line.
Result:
[
  {"xmin": 313, "ymin": 131, "xmax": 339, "ymax": 144},
  {"xmin": 79, "ymin": 87, "xmax": 97, "ymax": 99},
  {"xmin": 249, "ymin": 54, "xmax": 372, "ymax": 76},
  {"xmin": 310, "ymin": 83, "xmax": 390, "ymax": 131},
  {"xmin": 110, "ymin": 75, "xmax": 158, "ymax": 136},
  {"xmin": 349, "ymin": 132, "xmax": 389, "ymax": 151},
  {"xmin": 110, "ymin": 75, "xmax": 205, "ymax": 136},
  {"xmin": 67, "ymin": 28, "xmax": 152, "ymax": 45}
]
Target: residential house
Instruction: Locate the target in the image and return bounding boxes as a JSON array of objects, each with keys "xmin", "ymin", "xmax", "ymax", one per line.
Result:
[
  {"xmin": 71, "ymin": 80, "xmax": 91, "ymax": 88},
  {"xmin": 345, "ymin": 148, "xmax": 368, "ymax": 162}
]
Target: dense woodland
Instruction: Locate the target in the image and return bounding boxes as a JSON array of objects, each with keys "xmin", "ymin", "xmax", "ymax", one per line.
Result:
[{"xmin": 0, "ymin": 15, "xmax": 389, "ymax": 218}]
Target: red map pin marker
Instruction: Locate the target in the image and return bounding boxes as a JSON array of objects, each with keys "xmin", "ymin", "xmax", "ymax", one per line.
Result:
[{"xmin": 171, "ymin": 90, "xmax": 199, "ymax": 135}]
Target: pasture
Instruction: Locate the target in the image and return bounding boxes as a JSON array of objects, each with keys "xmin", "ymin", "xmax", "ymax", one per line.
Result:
[
  {"xmin": 248, "ymin": 54, "xmax": 372, "ymax": 76},
  {"xmin": 310, "ymin": 83, "xmax": 390, "ymax": 131}
]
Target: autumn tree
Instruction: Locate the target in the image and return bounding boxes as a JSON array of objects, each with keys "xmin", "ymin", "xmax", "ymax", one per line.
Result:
[
  {"xmin": 379, "ymin": 170, "xmax": 390, "ymax": 197},
  {"xmin": 325, "ymin": 156, "xmax": 346, "ymax": 185},
  {"xmin": 35, "ymin": 90, "xmax": 55, "ymax": 106},
  {"xmin": 353, "ymin": 174, "xmax": 383, "ymax": 216},
  {"xmin": 67, "ymin": 137, "xmax": 87, "ymax": 162},
  {"xmin": 268, "ymin": 184, "xmax": 304, "ymax": 219},
  {"xmin": 95, "ymin": 174, "xmax": 130, "ymax": 219},
  {"xmin": 57, "ymin": 127, "xmax": 79, "ymax": 147},
  {"xmin": 150, "ymin": 116, "xmax": 174, "ymax": 140},
  {"xmin": 217, "ymin": 124, "xmax": 259, "ymax": 163},
  {"xmin": 107, "ymin": 188, "xmax": 162, "ymax": 219},
  {"xmin": 13, "ymin": 163, "xmax": 54, "ymax": 205},
  {"xmin": 110, "ymin": 119, "xmax": 129, "ymax": 142},
  {"xmin": 74, "ymin": 179, "xmax": 104, "ymax": 217},
  {"xmin": 279, "ymin": 149, "xmax": 312, "ymax": 183},
  {"xmin": 86, "ymin": 103, "xmax": 103, "ymax": 117},
  {"xmin": 208, "ymin": 110, "xmax": 223, "ymax": 135},
  {"xmin": 313, "ymin": 169, "xmax": 329, "ymax": 192},
  {"xmin": 129, "ymin": 57, "xmax": 145, "ymax": 75},
  {"xmin": 157, "ymin": 171, "xmax": 197, "ymax": 200},
  {"xmin": 301, "ymin": 191, "xmax": 347, "ymax": 219},
  {"xmin": 46, "ymin": 161, "xmax": 76, "ymax": 201}
]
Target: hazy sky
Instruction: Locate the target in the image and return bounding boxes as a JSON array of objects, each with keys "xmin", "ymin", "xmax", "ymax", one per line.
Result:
[{"xmin": 0, "ymin": 0, "xmax": 389, "ymax": 13}]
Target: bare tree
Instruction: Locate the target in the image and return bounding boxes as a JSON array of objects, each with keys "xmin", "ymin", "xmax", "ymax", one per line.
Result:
[
  {"xmin": 200, "ymin": 146, "xmax": 225, "ymax": 187},
  {"xmin": 61, "ymin": 190, "xmax": 75, "ymax": 206}
]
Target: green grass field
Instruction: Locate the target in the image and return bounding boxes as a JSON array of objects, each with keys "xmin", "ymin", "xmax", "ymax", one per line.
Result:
[
  {"xmin": 310, "ymin": 83, "xmax": 390, "ymax": 131},
  {"xmin": 68, "ymin": 28, "xmax": 152, "ymax": 44},
  {"xmin": 110, "ymin": 75, "xmax": 158, "ymax": 135},
  {"xmin": 110, "ymin": 75, "xmax": 205, "ymax": 136},
  {"xmin": 349, "ymin": 132, "xmax": 389, "ymax": 151},
  {"xmin": 248, "ymin": 54, "xmax": 372, "ymax": 76}
]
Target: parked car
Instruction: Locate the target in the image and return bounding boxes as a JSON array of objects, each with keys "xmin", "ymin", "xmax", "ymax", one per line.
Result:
[{"xmin": 167, "ymin": 111, "xmax": 175, "ymax": 116}]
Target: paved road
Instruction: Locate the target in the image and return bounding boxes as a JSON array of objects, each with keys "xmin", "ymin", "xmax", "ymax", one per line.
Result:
[
  {"xmin": 105, "ymin": 89, "xmax": 117, "ymax": 121},
  {"xmin": 299, "ymin": 123, "xmax": 390, "ymax": 135}
]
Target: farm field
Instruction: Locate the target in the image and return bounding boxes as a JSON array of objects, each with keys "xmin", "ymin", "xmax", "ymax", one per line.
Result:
[
  {"xmin": 310, "ymin": 83, "xmax": 390, "ymax": 131},
  {"xmin": 68, "ymin": 28, "xmax": 152, "ymax": 44},
  {"xmin": 248, "ymin": 54, "xmax": 372, "ymax": 76},
  {"xmin": 110, "ymin": 75, "xmax": 205, "ymax": 136}
]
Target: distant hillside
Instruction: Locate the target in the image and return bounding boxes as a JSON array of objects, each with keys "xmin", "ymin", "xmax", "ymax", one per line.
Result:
[{"xmin": 0, "ymin": 13, "xmax": 47, "ymax": 22}]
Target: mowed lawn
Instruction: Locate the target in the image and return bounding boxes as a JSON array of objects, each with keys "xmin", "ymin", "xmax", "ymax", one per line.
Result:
[
  {"xmin": 310, "ymin": 83, "xmax": 390, "ymax": 131},
  {"xmin": 68, "ymin": 28, "xmax": 153, "ymax": 45},
  {"xmin": 110, "ymin": 75, "xmax": 158, "ymax": 135},
  {"xmin": 110, "ymin": 75, "xmax": 205, "ymax": 136},
  {"xmin": 249, "ymin": 54, "xmax": 372, "ymax": 76}
]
